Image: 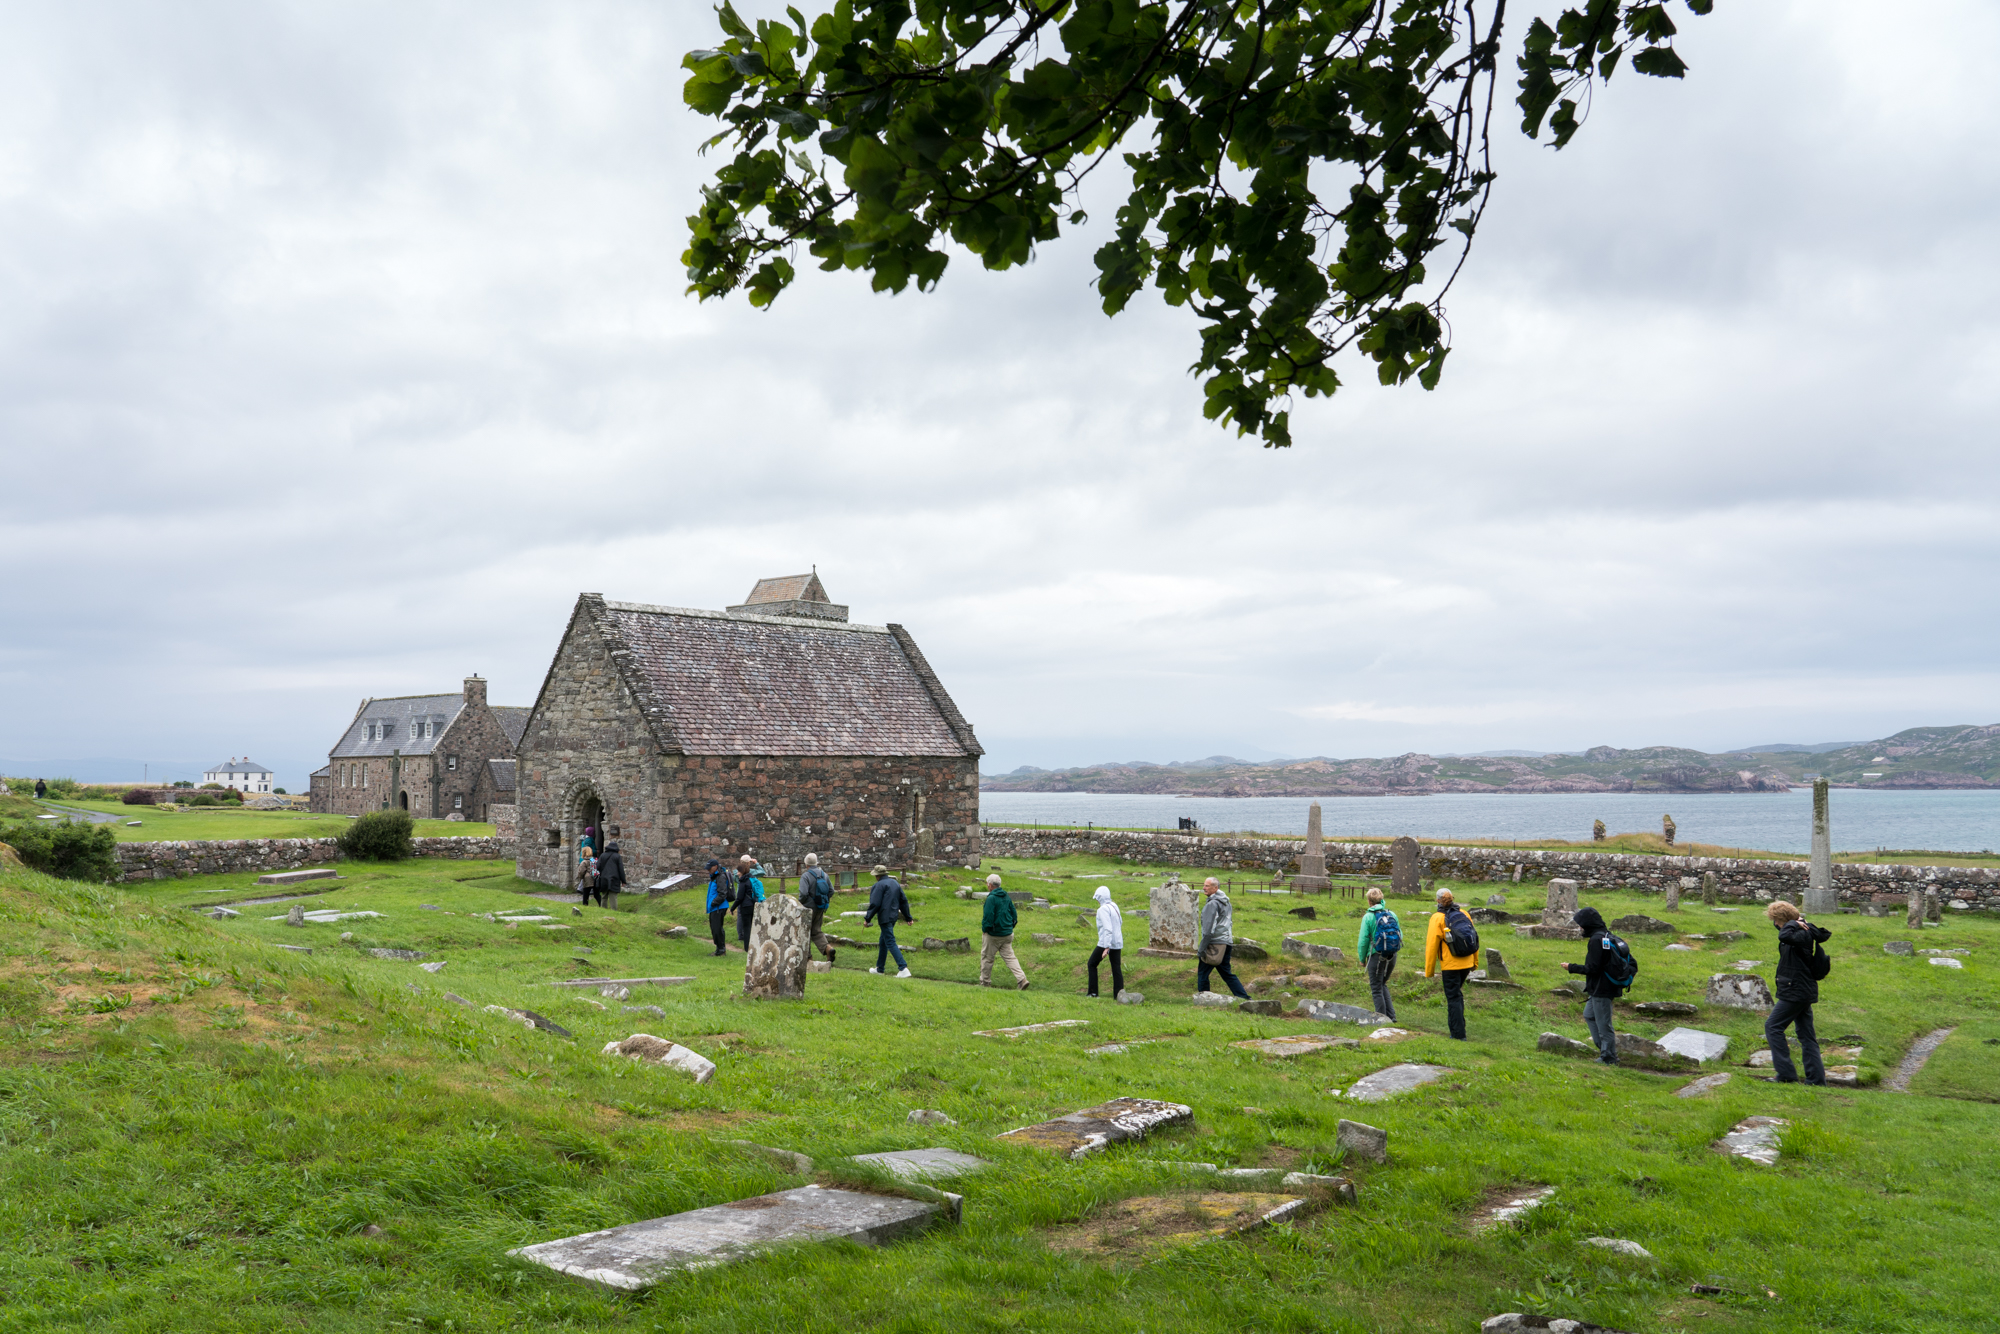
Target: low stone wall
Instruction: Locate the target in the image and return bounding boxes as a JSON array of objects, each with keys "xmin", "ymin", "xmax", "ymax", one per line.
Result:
[
  {"xmin": 979, "ymin": 826, "xmax": 2000, "ymax": 911},
  {"xmin": 113, "ymin": 836, "xmax": 515, "ymax": 882}
]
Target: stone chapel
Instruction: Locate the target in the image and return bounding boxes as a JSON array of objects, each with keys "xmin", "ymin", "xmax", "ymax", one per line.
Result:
[{"xmin": 511, "ymin": 580, "xmax": 983, "ymax": 891}]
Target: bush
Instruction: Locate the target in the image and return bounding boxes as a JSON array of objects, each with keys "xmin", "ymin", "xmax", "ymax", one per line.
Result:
[
  {"xmin": 1, "ymin": 820, "xmax": 119, "ymax": 883},
  {"xmin": 43, "ymin": 778, "xmax": 81, "ymax": 799},
  {"xmin": 171, "ymin": 781, "xmax": 193, "ymax": 789},
  {"xmin": 338, "ymin": 809, "xmax": 413, "ymax": 861},
  {"xmin": 198, "ymin": 783, "xmax": 223, "ymax": 791},
  {"xmin": 121, "ymin": 789, "xmax": 156, "ymax": 806},
  {"xmin": 274, "ymin": 788, "xmax": 288, "ymax": 795},
  {"xmin": 183, "ymin": 794, "xmax": 220, "ymax": 807}
]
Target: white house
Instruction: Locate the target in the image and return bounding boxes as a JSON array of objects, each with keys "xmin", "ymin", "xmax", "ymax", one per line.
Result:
[{"xmin": 203, "ymin": 758, "xmax": 275, "ymax": 793}]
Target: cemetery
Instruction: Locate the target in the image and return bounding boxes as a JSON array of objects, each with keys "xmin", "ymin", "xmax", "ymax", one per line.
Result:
[{"xmin": 0, "ymin": 838, "xmax": 1994, "ymax": 1332}]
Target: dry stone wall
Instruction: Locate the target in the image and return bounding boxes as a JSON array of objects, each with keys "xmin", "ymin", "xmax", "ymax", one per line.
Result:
[
  {"xmin": 113, "ymin": 836, "xmax": 512, "ymax": 882},
  {"xmin": 980, "ymin": 826, "xmax": 2000, "ymax": 911}
]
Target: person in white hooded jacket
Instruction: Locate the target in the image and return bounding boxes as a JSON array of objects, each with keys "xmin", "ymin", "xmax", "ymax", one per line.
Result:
[{"xmin": 1087, "ymin": 885, "xmax": 1124, "ymax": 998}]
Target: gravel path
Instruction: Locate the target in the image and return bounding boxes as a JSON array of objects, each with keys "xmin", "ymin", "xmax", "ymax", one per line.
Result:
[{"xmin": 1885, "ymin": 1027, "xmax": 1957, "ymax": 1093}]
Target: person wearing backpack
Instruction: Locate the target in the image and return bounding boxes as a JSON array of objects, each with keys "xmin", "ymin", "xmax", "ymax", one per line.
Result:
[
  {"xmin": 733, "ymin": 854, "xmax": 766, "ymax": 949},
  {"xmin": 1355, "ymin": 888, "xmax": 1402, "ymax": 1020},
  {"xmin": 1422, "ymin": 887, "xmax": 1480, "ymax": 1039},
  {"xmin": 1766, "ymin": 900, "xmax": 1832, "ymax": 1086},
  {"xmin": 1565, "ymin": 905, "xmax": 1634, "ymax": 1064},
  {"xmin": 796, "ymin": 852, "xmax": 836, "ymax": 964},
  {"xmin": 703, "ymin": 859, "xmax": 733, "ymax": 956}
]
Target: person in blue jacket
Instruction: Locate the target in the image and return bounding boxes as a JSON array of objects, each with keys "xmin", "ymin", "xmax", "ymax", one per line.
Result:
[
  {"xmin": 864, "ymin": 864, "xmax": 913, "ymax": 978},
  {"xmin": 734, "ymin": 854, "xmax": 765, "ymax": 948},
  {"xmin": 704, "ymin": 859, "xmax": 733, "ymax": 956}
]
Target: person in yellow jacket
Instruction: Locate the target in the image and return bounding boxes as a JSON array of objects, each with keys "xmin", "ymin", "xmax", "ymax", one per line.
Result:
[{"xmin": 1422, "ymin": 886, "xmax": 1479, "ymax": 1040}]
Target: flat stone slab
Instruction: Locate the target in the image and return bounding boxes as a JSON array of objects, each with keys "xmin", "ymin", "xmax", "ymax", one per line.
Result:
[
  {"xmin": 1189, "ymin": 992, "xmax": 1238, "ymax": 1007},
  {"xmin": 1296, "ymin": 998, "xmax": 1393, "ymax": 1025},
  {"xmin": 1514, "ymin": 924, "xmax": 1584, "ymax": 940},
  {"xmin": 853, "ymin": 1148, "xmax": 988, "ymax": 1181},
  {"xmin": 1584, "ymin": 1236, "xmax": 1654, "ymax": 1259},
  {"xmin": 1232, "ymin": 1034, "xmax": 1357, "ymax": 1057},
  {"xmin": 1713, "ymin": 1116, "xmax": 1787, "ymax": 1165},
  {"xmin": 1609, "ymin": 914, "xmax": 1676, "ymax": 934},
  {"xmin": 998, "ymin": 1097, "xmax": 1193, "ymax": 1159},
  {"xmin": 549, "ymin": 976, "xmax": 695, "ymax": 988},
  {"xmin": 254, "ymin": 868, "xmax": 341, "ymax": 885},
  {"xmin": 1632, "ymin": 1001, "xmax": 1699, "ymax": 1017},
  {"xmin": 368, "ymin": 948, "xmax": 427, "ymax": 961},
  {"xmin": 1883, "ymin": 940, "xmax": 1914, "ymax": 955},
  {"xmin": 1656, "ymin": 1027, "xmax": 1730, "ymax": 1063},
  {"xmin": 510, "ymin": 1184, "xmax": 953, "ymax": 1289},
  {"xmin": 1281, "ymin": 931, "xmax": 1347, "ymax": 962},
  {"xmin": 1706, "ymin": 973, "xmax": 1773, "ymax": 1009},
  {"xmin": 972, "ymin": 1020, "xmax": 1090, "ymax": 1038},
  {"xmin": 1482, "ymin": 1316, "xmax": 1631, "ymax": 1334},
  {"xmin": 1675, "ymin": 1072, "xmax": 1733, "ymax": 1098},
  {"xmin": 1929, "ymin": 957, "xmax": 1964, "ymax": 969},
  {"xmin": 1472, "ymin": 1185, "xmax": 1555, "ymax": 1233},
  {"xmin": 1136, "ymin": 947, "xmax": 1195, "ymax": 960},
  {"xmin": 1336, "ymin": 1118, "xmax": 1388, "ymax": 1163},
  {"xmin": 1341, "ymin": 1063, "xmax": 1454, "ymax": 1103}
]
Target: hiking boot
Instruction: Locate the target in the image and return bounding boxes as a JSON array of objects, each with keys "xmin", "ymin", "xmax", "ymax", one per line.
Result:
[
  {"xmin": 896, "ymin": 968, "xmax": 912, "ymax": 978},
  {"xmin": 827, "ymin": 949, "xmax": 836, "ymax": 964},
  {"xmin": 1018, "ymin": 980, "xmax": 1031, "ymax": 991}
]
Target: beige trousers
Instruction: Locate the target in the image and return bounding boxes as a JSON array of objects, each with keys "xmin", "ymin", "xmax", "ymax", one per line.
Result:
[{"xmin": 980, "ymin": 933, "xmax": 1027, "ymax": 985}]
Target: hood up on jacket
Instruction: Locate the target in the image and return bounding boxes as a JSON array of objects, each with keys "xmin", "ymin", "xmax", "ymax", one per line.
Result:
[
  {"xmin": 1572, "ymin": 906, "xmax": 1607, "ymax": 935},
  {"xmin": 1094, "ymin": 886, "xmax": 1113, "ymax": 904}
]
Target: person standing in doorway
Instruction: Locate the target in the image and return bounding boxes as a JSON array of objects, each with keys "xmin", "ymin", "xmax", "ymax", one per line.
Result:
[
  {"xmin": 864, "ymin": 864, "xmax": 913, "ymax": 978},
  {"xmin": 1087, "ymin": 885, "xmax": 1124, "ymax": 998},
  {"xmin": 1356, "ymin": 887, "xmax": 1401, "ymax": 1020},
  {"xmin": 1197, "ymin": 877, "xmax": 1251, "ymax": 999},
  {"xmin": 979, "ymin": 873, "xmax": 1028, "ymax": 989},
  {"xmin": 704, "ymin": 859, "xmax": 732, "ymax": 956},
  {"xmin": 1423, "ymin": 887, "xmax": 1480, "ymax": 1040},
  {"xmin": 597, "ymin": 840, "xmax": 626, "ymax": 911},
  {"xmin": 1766, "ymin": 900, "xmax": 1831, "ymax": 1086},
  {"xmin": 734, "ymin": 855, "xmax": 765, "ymax": 949},
  {"xmin": 797, "ymin": 852, "xmax": 836, "ymax": 963}
]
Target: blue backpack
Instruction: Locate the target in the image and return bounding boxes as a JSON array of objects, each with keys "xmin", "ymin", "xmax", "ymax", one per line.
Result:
[
  {"xmin": 1600, "ymin": 932, "xmax": 1639, "ymax": 991},
  {"xmin": 1443, "ymin": 905, "xmax": 1481, "ymax": 959},
  {"xmin": 1369, "ymin": 906, "xmax": 1402, "ymax": 956}
]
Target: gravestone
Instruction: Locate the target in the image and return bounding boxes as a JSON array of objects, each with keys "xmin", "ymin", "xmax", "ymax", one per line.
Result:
[
  {"xmin": 1655, "ymin": 1027, "xmax": 1730, "ymax": 1063},
  {"xmin": 1515, "ymin": 879, "xmax": 1583, "ymax": 940},
  {"xmin": 743, "ymin": 894, "xmax": 810, "ymax": 999},
  {"xmin": 1702, "ymin": 871, "xmax": 1718, "ymax": 905},
  {"xmin": 1712, "ymin": 1116, "xmax": 1787, "ymax": 1166},
  {"xmin": 1341, "ymin": 1063, "xmax": 1454, "ymax": 1103},
  {"xmin": 1486, "ymin": 894, "xmax": 1506, "ymax": 906},
  {"xmin": 1232, "ymin": 1034, "xmax": 1357, "ymax": 1057},
  {"xmin": 1666, "ymin": 876, "xmax": 1693, "ymax": 912},
  {"xmin": 1675, "ymin": 1072, "xmax": 1733, "ymax": 1098},
  {"xmin": 1662, "ymin": 813, "xmax": 1676, "ymax": 846},
  {"xmin": 997, "ymin": 1097, "xmax": 1193, "ymax": 1159},
  {"xmin": 1705, "ymin": 973, "xmax": 1773, "ymax": 1009},
  {"xmin": 1512, "ymin": 863, "xmax": 1524, "ymax": 884},
  {"xmin": 1294, "ymin": 802, "xmax": 1329, "ymax": 891},
  {"xmin": 1335, "ymin": 1118, "xmax": 1388, "ymax": 1163},
  {"xmin": 1297, "ymin": 998, "xmax": 1393, "ymax": 1025},
  {"xmin": 510, "ymin": 1185, "xmax": 954, "ymax": 1289},
  {"xmin": 1149, "ymin": 880, "xmax": 1200, "ymax": 952},
  {"xmin": 1633, "ymin": 1001, "xmax": 1699, "ymax": 1017},
  {"xmin": 1907, "ymin": 887, "xmax": 1924, "ymax": 929},
  {"xmin": 1482, "ymin": 948, "xmax": 1510, "ymax": 981},
  {"xmin": 1926, "ymin": 889, "xmax": 1943, "ymax": 923},
  {"xmin": 286, "ymin": 903, "xmax": 306, "ymax": 927},
  {"xmin": 1609, "ymin": 914, "xmax": 1674, "ymax": 934},
  {"xmin": 853, "ymin": 1148, "xmax": 987, "ymax": 1181},
  {"xmin": 1389, "ymin": 837, "xmax": 1421, "ymax": 896},
  {"xmin": 1805, "ymin": 779, "xmax": 1837, "ymax": 914},
  {"xmin": 1883, "ymin": 940, "xmax": 1913, "ymax": 956},
  {"xmin": 601, "ymin": 1034, "xmax": 718, "ymax": 1082}
]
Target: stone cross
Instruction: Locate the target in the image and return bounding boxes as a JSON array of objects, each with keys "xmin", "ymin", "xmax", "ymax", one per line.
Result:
[
  {"xmin": 1389, "ymin": 836, "xmax": 1421, "ymax": 896},
  {"xmin": 1906, "ymin": 884, "xmax": 1924, "ymax": 929},
  {"xmin": 1293, "ymin": 803, "xmax": 1329, "ymax": 891},
  {"xmin": 743, "ymin": 894, "xmax": 810, "ymax": 999},
  {"xmin": 1702, "ymin": 871, "xmax": 1719, "ymax": 905},
  {"xmin": 1662, "ymin": 814, "xmax": 1676, "ymax": 846},
  {"xmin": 1805, "ymin": 779, "xmax": 1837, "ymax": 914}
]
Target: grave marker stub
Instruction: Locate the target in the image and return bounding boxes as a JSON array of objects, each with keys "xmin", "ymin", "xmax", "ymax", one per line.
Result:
[
  {"xmin": 1149, "ymin": 880, "xmax": 1200, "ymax": 952},
  {"xmin": 1389, "ymin": 837, "xmax": 1421, "ymax": 896},
  {"xmin": 744, "ymin": 894, "xmax": 810, "ymax": 999},
  {"xmin": 1702, "ymin": 871, "xmax": 1719, "ymax": 905},
  {"xmin": 1907, "ymin": 885, "xmax": 1924, "ymax": 929},
  {"xmin": 1294, "ymin": 803, "xmax": 1329, "ymax": 890},
  {"xmin": 1805, "ymin": 779, "xmax": 1838, "ymax": 914}
]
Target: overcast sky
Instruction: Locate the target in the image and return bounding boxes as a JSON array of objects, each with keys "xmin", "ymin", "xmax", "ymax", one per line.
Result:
[{"xmin": 1, "ymin": 1, "xmax": 1994, "ymax": 786}]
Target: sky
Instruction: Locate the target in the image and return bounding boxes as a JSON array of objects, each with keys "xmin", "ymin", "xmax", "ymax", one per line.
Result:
[{"xmin": 0, "ymin": 1, "xmax": 1995, "ymax": 787}]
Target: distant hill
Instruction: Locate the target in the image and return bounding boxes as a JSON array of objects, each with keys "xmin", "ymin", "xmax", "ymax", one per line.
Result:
[{"xmin": 980, "ymin": 726, "xmax": 2000, "ymax": 795}]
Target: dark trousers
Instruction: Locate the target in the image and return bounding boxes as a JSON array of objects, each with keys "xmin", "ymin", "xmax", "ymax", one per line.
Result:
[
  {"xmin": 808, "ymin": 906, "xmax": 834, "ymax": 959},
  {"xmin": 1197, "ymin": 946, "xmax": 1251, "ymax": 998},
  {"xmin": 1366, "ymin": 951, "xmax": 1398, "ymax": 1020},
  {"xmin": 876, "ymin": 922, "xmax": 908, "ymax": 972},
  {"xmin": 736, "ymin": 901, "xmax": 756, "ymax": 948},
  {"xmin": 1766, "ymin": 996, "xmax": 1825, "ymax": 1084},
  {"xmin": 1441, "ymin": 967, "xmax": 1471, "ymax": 1039},
  {"xmin": 1584, "ymin": 994, "xmax": 1618, "ymax": 1063},
  {"xmin": 708, "ymin": 908, "xmax": 728, "ymax": 953},
  {"xmin": 1088, "ymin": 947, "xmax": 1124, "ymax": 997}
]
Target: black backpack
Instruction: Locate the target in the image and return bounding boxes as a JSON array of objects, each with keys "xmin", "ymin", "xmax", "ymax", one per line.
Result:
[
  {"xmin": 1599, "ymin": 932, "xmax": 1639, "ymax": 991},
  {"xmin": 1443, "ymin": 905, "xmax": 1480, "ymax": 959},
  {"xmin": 1805, "ymin": 939, "xmax": 1833, "ymax": 981}
]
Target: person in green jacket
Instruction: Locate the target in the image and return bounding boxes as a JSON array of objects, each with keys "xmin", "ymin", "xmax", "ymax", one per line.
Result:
[
  {"xmin": 979, "ymin": 873, "xmax": 1029, "ymax": 989},
  {"xmin": 1355, "ymin": 887, "xmax": 1401, "ymax": 1020}
]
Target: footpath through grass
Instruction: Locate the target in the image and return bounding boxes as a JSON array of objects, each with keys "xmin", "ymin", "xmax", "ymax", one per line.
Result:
[{"xmin": 0, "ymin": 852, "xmax": 1993, "ymax": 1332}]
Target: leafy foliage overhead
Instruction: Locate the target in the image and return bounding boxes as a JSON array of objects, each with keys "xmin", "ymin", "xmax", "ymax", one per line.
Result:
[{"xmin": 683, "ymin": 0, "xmax": 1709, "ymax": 447}]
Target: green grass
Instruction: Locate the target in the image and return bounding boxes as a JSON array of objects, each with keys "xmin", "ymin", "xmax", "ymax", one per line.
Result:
[
  {"xmin": 0, "ymin": 852, "xmax": 1994, "ymax": 1331},
  {"xmin": 28, "ymin": 798, "xmax": 490, "ymax": 842}
]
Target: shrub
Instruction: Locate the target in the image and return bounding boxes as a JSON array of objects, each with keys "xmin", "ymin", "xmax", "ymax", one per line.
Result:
[
  {"xmin": 121, "ymin": 789, "xmax": 156, "ymax": 806},
  {"xmin": 0, "ymin": 820, "xmax": 119, "ymax": 883},
  {"xmin": 43, "ymin": 778, "xmax": 81, "ymax": 799},
  {"xmin": 183, "ymin": 794, "xmax": 220, "ymax": 807},
  {"xmin": 198, "ymin": 783, "xmax": 223, "ymax": 790},
  {"xmin": 338, "ymin": 809, "xmax": 413, "ymax": 861},
  {"xmin": 274, "ymin": 788, "xmax": 288, "ymax": 795},
  {"xmin": 171, "ymin": 781, "xmax": 193, "ymax": 789}
]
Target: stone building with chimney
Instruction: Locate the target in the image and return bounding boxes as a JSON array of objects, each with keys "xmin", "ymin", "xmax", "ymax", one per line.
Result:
[
  {"xmin": 512, "ymin": 577, "xmax": 983, "ymax": 891},
  {"xmin": 308, "ymin": 676, "xmax": 528, "ymax": 820}
]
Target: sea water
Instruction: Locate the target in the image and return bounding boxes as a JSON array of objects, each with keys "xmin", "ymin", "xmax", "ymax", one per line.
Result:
[{"xmin": 978, "ymin": 787, "xmax": 2000, "ymax": 856}]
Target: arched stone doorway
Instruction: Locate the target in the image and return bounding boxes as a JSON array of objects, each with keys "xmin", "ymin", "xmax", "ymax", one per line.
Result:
[
  {"xmin": 398, "ymin": 791, "xmax": 409, "ymax": 811},
  {"xmin": 558, "ymin": 779, "xmax": 608, "ymax": 890}
]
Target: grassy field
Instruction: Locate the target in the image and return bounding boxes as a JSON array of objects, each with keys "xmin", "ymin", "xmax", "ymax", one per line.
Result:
[
  {"xmin": 0, "ymin": 851, "xmax": 1993, "ymax": 1332},
  {"xmin": 22, "ymin": 798, "xmax": 491, "ymax": 842}
]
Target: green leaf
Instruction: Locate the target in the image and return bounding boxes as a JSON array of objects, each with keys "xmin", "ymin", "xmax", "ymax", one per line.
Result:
[{"xmin": 1631, "ymin": 45, "xmax": 1688, "ymax": 79}]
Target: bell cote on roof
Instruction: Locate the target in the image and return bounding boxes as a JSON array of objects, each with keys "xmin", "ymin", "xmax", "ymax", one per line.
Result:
[{"xmin": 726, "ymin": 570, "xmax": 849, "ymax": 622}]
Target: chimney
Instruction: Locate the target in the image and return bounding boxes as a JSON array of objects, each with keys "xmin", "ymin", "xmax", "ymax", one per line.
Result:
[{"xmin": 464, "ymin": 675, "xmax": 487, "ymax": 708}]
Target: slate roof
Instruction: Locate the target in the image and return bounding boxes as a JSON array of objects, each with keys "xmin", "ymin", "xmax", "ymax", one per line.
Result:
[
  {"xmin": 593, "ymin": 599, "xmax": 981, "ymax": 758},
  {"xmin": 205, "ymin": 759, "xmax": 274, "ymax": 776},
  {"xmin": 329, "ymin": 694, "xmax": 464, "ymax": 759},
  {"xmin": 742, "ymin": 573, "xmax": 828, "ymax": 605},
  {"xmin": 493, "ymin": 707, "xmax": 530, "ymax": 749},
  {"xmin": 488, "ymin": 758, "xmax": 517, "ymax": 793}
]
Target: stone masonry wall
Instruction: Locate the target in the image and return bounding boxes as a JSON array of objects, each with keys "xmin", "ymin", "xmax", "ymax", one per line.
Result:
[
  {"xmin": 513, "ymin": 603, "xmax": 980, "ymax": 891},
  {"xmin": 979, "ymin": 826, "xmax": 2000, "ymax": 911},
  {"xmin": 113, "ymin": 836, "xmax": 513, "ymax": 882}
]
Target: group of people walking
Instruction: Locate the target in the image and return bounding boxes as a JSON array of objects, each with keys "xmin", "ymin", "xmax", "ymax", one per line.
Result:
[{"xmin": 573, "ymin": 826, "xmax": 626, "ymax": 908}]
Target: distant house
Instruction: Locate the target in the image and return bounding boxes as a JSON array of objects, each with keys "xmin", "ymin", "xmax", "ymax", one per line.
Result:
[
  {"xmin": 308, "ymin": 676, "xmax": 528, "ymax": 820},
  {"xmin": 513, "ymin": 579, "xmax": 982, "ymax": 892},
  {"xmin": 203, "ymin": 758, "xmax": 275, "ymax": 793}
]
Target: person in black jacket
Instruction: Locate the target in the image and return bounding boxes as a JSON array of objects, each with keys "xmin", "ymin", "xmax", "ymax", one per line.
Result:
[
  {"xmin": 1565, "ymin": 906, "xmax": 1620, "ymax": 1065},
  {"xmin": 1766, "ymin": 899, "xmax": 1831, "ymax": 1086},
  {"xmin": 597, "ymin": 841, "xmax": 626, "ymax": 910},
  {"xmin": 703, "ymin": 859, "xmax": 732, "ymax": 956},
  {"xmin": 863, "ymin": 864, "xmax": 913, "ymax": 978}
]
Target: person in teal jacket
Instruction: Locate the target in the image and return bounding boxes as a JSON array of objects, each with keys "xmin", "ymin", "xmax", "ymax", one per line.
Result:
[
  {"xmin": 1356, "ymin": 887, "xmax": 1401, "ymax": 1019},
  {"xmin": 733, "ymin": 854, "xmax": 765, "ymax": 949},
  {"xmin": 979, "ymin": 873, "xmax": 1028, "ymax": 989}
]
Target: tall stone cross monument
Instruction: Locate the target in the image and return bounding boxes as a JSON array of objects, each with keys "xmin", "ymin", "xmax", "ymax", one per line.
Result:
[
  {"xmin": 1294, "ymin": 802, "xmax": 1330, "ymax": 891},
  {"xmin": 1805, "ymin": 778, "xmax": 1838, "ymax": 914}
]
